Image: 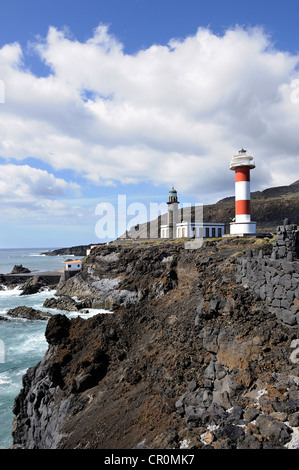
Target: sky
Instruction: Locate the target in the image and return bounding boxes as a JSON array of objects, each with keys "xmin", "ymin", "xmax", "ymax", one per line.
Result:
[{"xmin": 0, "ymin": 0, "xmax": 299, "ymax": 248}]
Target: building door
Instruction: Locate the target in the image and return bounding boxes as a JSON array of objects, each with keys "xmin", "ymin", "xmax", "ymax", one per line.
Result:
[{"xmin": 205, "ymin": 227, "xmax": 209, "ymax": 238}]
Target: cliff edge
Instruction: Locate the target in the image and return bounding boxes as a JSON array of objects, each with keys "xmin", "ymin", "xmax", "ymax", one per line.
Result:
[{"xmin": 11, "ymin": 234, "xmax": 299, "ymax": 449}]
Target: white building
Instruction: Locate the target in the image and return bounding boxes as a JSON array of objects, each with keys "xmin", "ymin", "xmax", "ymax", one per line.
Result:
[
  {"xmin": 160, "ymin": 188, "xmax": 225, "ymax": 239},
  {"xmin": 161, "ymin": 221, "xmax": 225, "ymax": 239},
  {"xmin": 176, "ymin": 221, "xmax": 225, "ymax": 239},
  {"xmin": 65, "ymin": 259, "xmax": 83, "ymax": 271}
]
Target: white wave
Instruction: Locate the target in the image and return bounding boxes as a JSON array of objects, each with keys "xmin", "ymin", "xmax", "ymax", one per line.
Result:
[
  {"xmin": 0, "ymin": 374, "xmax": 11, "ymax": 385},
  {"xmin": 59, "ymin": 254, "xmax": 74, "ymax": 256},
  {"xmin": 0, "ymin": 286, "xmax": 22, "ymax": 297},
  {"xmin": 7, "ymin": 332, "xmax": 47, "ymax": 357},
  {"xmin": 29, "ymin": 253, "xmax": 46, "ymax": 257},
  {"xmin": 0, "ymin": 310, "xmax": 8, "ymax": 317},
  {"xmin": 68, "ymin": 309, "xmax": 113, "ymax": 319},
  {"xmin": 21, "ymin": 334, "xmax": 47, "ymax": 351},
  {"xmin": 23, "ymin": 288, "xmax": 57, "ymax": 299}
]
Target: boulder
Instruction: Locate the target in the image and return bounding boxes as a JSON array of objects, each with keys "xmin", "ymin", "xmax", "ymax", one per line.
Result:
[
  {"xmin": 256, "ymin": 414, "xmax": 292, "ymax": 446},
  {"xmin": 43, "ymin": 296, "xmax": 80, "ymax": 311},
  {"xmin": 11, "ymin": 265, "xmax": 31, "ymax": 274},
  {"xmin": 0, "ymin": 315, "xmax": 10, "ymax": 321},
  {"xmin": 6, "ymin": 306, "xmax": 51, "ymax": 321},
  {"xmin": 21, "ymin": 276, "xmax": 53, "ymax": 296},
  {"xmin": 45, "ymin": 314, "xmax": 71, "ymax": 344}
]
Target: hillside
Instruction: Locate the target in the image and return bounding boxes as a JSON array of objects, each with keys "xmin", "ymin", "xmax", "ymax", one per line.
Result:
[
  {"xmin": 206, "ymin": 180, "xmax": 299, "ymax": 232},
  {"xmin": 125, "ymin": 181, "xmax": 299, "ymax": 239}
]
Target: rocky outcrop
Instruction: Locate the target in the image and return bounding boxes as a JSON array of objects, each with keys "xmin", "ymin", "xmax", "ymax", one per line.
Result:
[
  {"xmin": 11, "ymin": 345, "xmax": 72, "ymax": 448},
  {"xmin": 10, "ymin": 265, "xmax": 31, "ymax": 274},
  {"xmin": 11, "ymin": 238, "xmax": 299, "ymax": 449},
  {"xmin": 7, "ymin": 306, "xmax": 52, "ymax": 321},
  {"xmin": 1, "ymin": 273, "xmax": 60, "ymax": 291},
  {"xmin": 54, "ymin": 244, "xmax": 179, "ymax": 310},
  {"xmin": 20, "ymin": 276, "xmax": 55, "ymax": 296},
  {"xmin": 0, "ymin": 315, "xmax": 10, "ymax": 321},
  {"xmin": 43, "ymin": 295, "xmax": 92, "ymax": 312},
  {"xmin": 40, "ymin": 245, "xmax": 91, "ymax": 257}
]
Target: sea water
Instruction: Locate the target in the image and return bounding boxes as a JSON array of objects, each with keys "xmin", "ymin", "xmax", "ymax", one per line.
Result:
[
  {"xmin": 0, "ymin": 247, "xmax": 69, "ymax": 274},
  {"xmin": 0, "ymin": 248, "xmax": 108, "ymax": 449}
]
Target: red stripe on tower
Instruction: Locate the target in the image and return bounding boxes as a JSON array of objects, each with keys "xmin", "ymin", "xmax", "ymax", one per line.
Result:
[
  {"xmin": 235, "ymin": 167, "xmax": 250, "ymax": 182},
  {"xmin": 235, "ymin": 199, "xmax": 251, "ymax": 215}
]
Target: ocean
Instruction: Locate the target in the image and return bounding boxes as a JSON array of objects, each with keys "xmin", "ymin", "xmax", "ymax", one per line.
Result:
[{"xmin": 0, "ymin": 248, "xmax": 108, "ymax": 449}]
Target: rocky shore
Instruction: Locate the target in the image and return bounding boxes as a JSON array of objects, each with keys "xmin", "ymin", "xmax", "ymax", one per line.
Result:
[
  {"xmin": 40, "ymin": 245, "xmax": 91, "ymax": 257},
  {"xmin": 0, "ymin": 264, "xmax": 61, "ymax": 296},
  {"xmin": 10, "ymin": 227, "xmax": 299, "ymax": 449},
  {"xmin": 6, "ymin": 306, "xmax": 52, "ymax": 321}
]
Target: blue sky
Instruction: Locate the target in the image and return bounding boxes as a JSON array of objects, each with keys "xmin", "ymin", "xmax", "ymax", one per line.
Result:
[{"xmin": 0, "ymin": 0, "xmax": 299, "ymax": 247}]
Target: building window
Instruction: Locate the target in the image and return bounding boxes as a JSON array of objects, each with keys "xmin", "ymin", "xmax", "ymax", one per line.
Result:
[
  {"xmin": 205, "ymin": 227, "xmax": 209, "ymax": 238},
  {"xmin": 68, "ymin": 265, "xmax": 72, "ymax": 268},
  {"xmin": 218, "ymin": 228, "xmax": 222, "ymax": 237},
  {"xmin": 212, "ymin": 227, "xmax": 216, "ymax": 237}
]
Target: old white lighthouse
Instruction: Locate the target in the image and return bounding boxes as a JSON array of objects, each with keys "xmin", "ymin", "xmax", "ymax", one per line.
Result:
[{"xmin": 160, "ymin": 187, "xmax": 225, "ymax": 239}]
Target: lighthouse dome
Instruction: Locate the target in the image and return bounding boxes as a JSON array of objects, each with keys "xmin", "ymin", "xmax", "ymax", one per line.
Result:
[
  {"xmin": 230, "ymin": 149, "xmax": 255, "ymax": 170},
  {"xmin": 168, "ymin": 186, "xmax": 179, "ymax": 204}
]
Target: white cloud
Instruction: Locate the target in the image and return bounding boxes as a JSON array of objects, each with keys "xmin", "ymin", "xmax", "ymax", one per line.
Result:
[
  {"xmin": 0, "ymin": 164, "xmax": 80, "ymax": 219},
  {"xmin": 0, "ymin": 24, "xmax": 299, "ymax": 203}
]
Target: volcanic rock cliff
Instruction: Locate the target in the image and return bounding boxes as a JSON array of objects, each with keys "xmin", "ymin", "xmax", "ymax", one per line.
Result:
[{"xmin": 11, "ymin": 236, "xmax": 299, "ymax": 449}]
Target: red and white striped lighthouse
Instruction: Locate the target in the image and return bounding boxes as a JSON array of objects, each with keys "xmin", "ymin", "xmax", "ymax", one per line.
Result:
[{"xmin": 230, "ymin": 149, "xmax": 256, "ymax": 235}]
